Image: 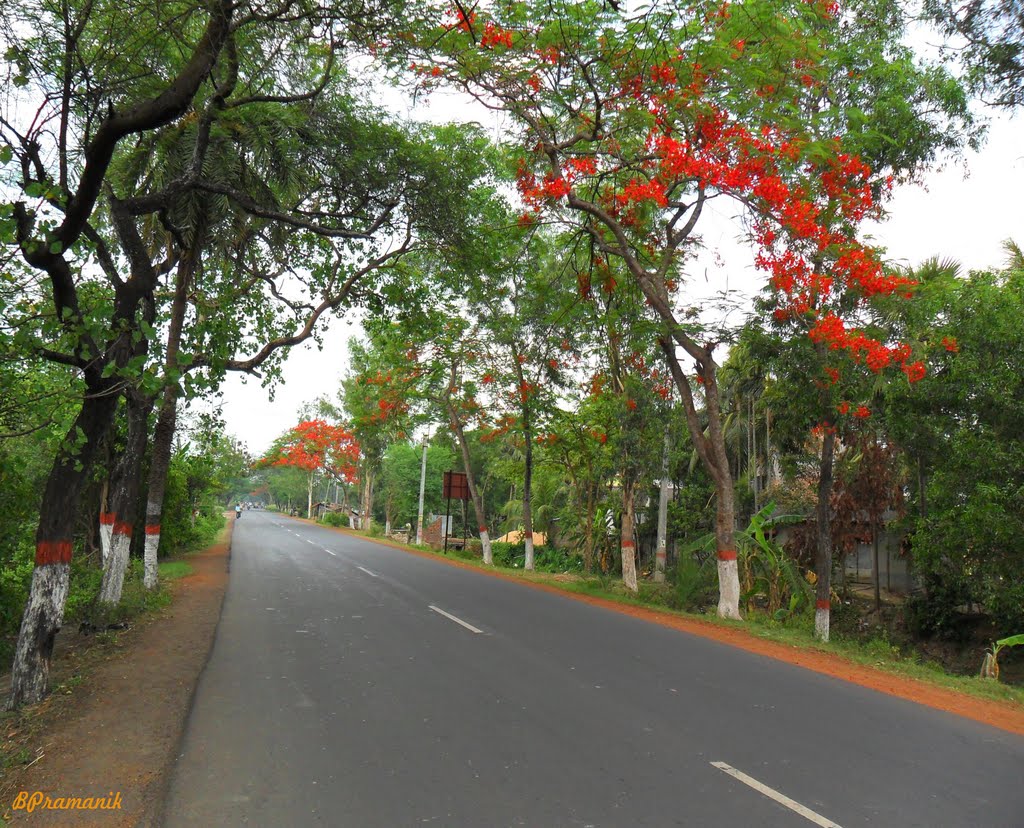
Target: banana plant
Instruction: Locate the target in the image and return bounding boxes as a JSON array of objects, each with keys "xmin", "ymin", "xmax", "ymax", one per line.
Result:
[
  {"xmin": 684, "ymin": 503, "xmax": 810, "ymax": 619},
  {"xmin": 980, "ymin": 634, "xmax": 1024, "ymax": 680}
]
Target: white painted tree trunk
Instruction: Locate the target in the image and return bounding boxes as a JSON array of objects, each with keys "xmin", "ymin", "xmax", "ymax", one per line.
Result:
[
  {"xmin": 143, "ymin": 524, "xmax": 160, "ymax": 590},
  {"xmin": 815, "ymin": 606, "xmax": 830, "ymax": 642},
  {"xmin": 7, "ymin": 562, "xmax": 70, "ymax": 708},
  {"xmin": 307, "ymin": 473, "xmax": 314, "ymax": 520},
  {"xmin": 99, "ymin": 512, "xmax": 114, "ymax": 568},
  {"xmin": 717, "ymin": 557, "xmax": 742, "ymax": 620},
  {"xmin": 524, "ymin": 534, "xmax": 534, "ymax": 570},
  {"xmin": 622, "ymin": 541, "xmax": 638, "ymax": 593},
  {"xmin": 99, "ymin": 525, "xmax": 131, "ymax": 605},
  {"xmin": 480, "ymin": 529, "xmax": 492, "ymax": 566},
  {"xmin": 144, "ymin": 495, "xmax": 161, "ymax": 589}
]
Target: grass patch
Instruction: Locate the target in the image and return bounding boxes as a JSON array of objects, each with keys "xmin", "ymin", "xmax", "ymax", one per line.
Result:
[{"xmin": 158, "ymin": 560, "xmax": 193, "ymax": 581}]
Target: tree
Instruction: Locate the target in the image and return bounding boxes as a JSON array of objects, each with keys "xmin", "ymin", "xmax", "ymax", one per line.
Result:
[
  {"xmin": 341, "ymin": 335, "xmax": 418, "ymax": 531},
  {"xmin": 887, "ymin": 263, "xmax": 1024, "ymax": 636},
  {"xmin": 263, "ymin": 420, "xmax": 360, "ymax": 519},
  {"xmin": 403, "ymin": 0, "xmax": 970, "ymax": 618},
  {"xmin": 1, "ymin": 0, "xmax": 493, "ymax": 705},
  {"xmin": 379, "ymin": 441, "xmax": 453, "ymax": 532},
  {"xmin": 925, "ymin": 0, "xmax": 1024, "ymax": 107}
]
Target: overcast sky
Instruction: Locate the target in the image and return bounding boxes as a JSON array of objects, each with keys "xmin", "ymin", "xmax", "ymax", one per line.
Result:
[{"xmin": 215, "ymin": 87, "xmax": 1022, "ymax": 455}]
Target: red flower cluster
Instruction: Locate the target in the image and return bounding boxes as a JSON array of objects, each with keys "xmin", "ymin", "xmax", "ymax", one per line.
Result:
[
  {"xmin": 481, "ymin": 21, "xmax": 514, "ymax": 49},
  {"xmin": 267, "ymin": 420, "xmax": 360, "ymax": 482}
]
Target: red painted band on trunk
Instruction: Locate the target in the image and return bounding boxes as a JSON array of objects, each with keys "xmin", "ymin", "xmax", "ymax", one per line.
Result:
[
  {"xmin": 816, "ymin": 599, "xmax": 831, "ymax": 610},
  {"xmin": 113, "ymin": 521, "xmax": 133, "ymax": 536},
  {"xmin": 621, "ymin": 540, "xmax": 636, "ymax": 548},
  {"xmin": 478, "ymin": 526, "xmax": 488, "ymax": 534},
  {"xmin": 36, "ymin": 540, "xmax": 73, "ymax": 565},
  {"xmin": 145, "ymin": 524, "xmax": 161, "ymax": 535},
  {"xmin": 100, "ymin": 512, "xmax": 115, "ymax": 525},
  {"xmin": 717, "ymin": 550, "xmax": 738, "ymax": 561}
]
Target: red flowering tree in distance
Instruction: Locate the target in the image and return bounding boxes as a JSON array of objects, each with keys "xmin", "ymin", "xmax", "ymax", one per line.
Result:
[
  {"xmin": 402, "ymin": 0, "xmax": 949, "ymax": 619},
  {"xmin": 265, "ymin": 420, "xmax": 360, "ymax": 519}
]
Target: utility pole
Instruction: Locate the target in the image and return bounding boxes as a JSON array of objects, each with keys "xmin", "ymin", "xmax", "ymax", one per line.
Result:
[
  {"xmin": 654, "ymin": 428, "xmax": 670, "ymax": 582},
  {"xmin": 416, "ymin": 437, "xmax": 428, "ymax": 545}
]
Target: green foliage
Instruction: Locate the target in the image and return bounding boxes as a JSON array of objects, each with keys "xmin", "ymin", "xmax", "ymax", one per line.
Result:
[
  {"xmin": 889, "ymin": 267, "xmax": 1024, "ymax": 636},
  {"xmin": 489, "ymin": 541, "xmax": 524, "ymax": 568},
  {"xmin": 532, "ymin": 547, "xmax": 584, "ymax": 574},
  {"xmin": 667, "ymin": 554, "xmax": 719, "ymax": 612},
  {"xmin": 378, "ymin": 441, "xmax": 453, "ymax": 529},
  {"xmin": 924, "ymin": 0, "xmax": 1024, "ymax": 108},
  {"xmin": 320, "ymin": 511, "xmax": 348, "ymax": 528}
]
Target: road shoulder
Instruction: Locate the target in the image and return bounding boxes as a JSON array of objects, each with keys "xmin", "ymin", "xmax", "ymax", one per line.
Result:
[{"xmin": 1, "ymin": 530, "xmax": 231, "ymax": 826}]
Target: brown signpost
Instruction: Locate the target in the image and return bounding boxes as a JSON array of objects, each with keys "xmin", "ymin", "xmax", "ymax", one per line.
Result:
[
  {"xmin": 443, "ymin": 471, "xmax": 470, "ymax": 501},
  {"xmin": 442, "ymin": 471, "xmax": 470, "ymax": 554}
]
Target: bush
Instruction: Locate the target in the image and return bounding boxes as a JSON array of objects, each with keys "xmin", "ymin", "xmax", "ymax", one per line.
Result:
[
  {"xmin": 533, "ymin": 547, "xmax": 583, "ymax": 573},
  {"xmin": 905, "ymin": 573, "xmax": 975, "ymax": 641},
  {"xmin": 490, "ymin": 541, "xmax": 524, "ymax": 568},
  {"xmin": 0, "ymin": 539, "xmax": 34, "ymax": 665},
  {"xmin": 320, "ymin": 511, "xmax": 348, "ymax": 528},
  {"xmin": 667, "ymin": 554, "xmax": 718, "ymax": 612}
]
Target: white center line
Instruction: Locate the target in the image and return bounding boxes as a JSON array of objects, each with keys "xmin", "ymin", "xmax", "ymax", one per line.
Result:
[
  {"xmin": 428, "ymin": 605, "xmax": 483, "ymax": 634},
  {"xmin": 324, "ymin": 549, "xmax": 337, "ymax": 557},
  {"xmin": 356, "ymin": 566, "xmax": 378, "ymax": 578},
  {"xmin": 710, "ymin": 762, "xmax": 842, "ymax": 828}
]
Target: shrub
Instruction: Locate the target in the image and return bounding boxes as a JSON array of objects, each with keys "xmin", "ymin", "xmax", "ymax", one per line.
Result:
[
  {"xmin": 320, "ymin": 511, "xmax": 348, "ymax": 528},
  {"xmin": 490, "ymin": 541, "xmax": 524, "ymax": 568},
  {"xmin": 533, "ymin": 547, "xmax": 583, "ymax": 573},
  {"xmin": 667, "ymin": 554, "xmax": 718, "ymax": 611}
]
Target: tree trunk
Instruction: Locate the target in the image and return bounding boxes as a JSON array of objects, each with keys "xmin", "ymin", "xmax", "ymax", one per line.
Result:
[
  {"xmin": 712, "ymin": 474, "xmax": 741, "ymax": 620},
  {"xmin": 873, "ymin": 523, "xmax": 881, "ymax": 612},
  {"xmin": 654, "ymin": 428, "xmax": 670, "ymax": 583},
  {"xmin": 140, "ymin": 232, "xmax": 201, "ymax": 589},
  {"xmin": 7, "ymin": 387, "xmax": 120, "ymax": 708},
  {"xmin": 448, "ymin": 402, "xmax": 492, "ymax": 565},
  {"xmin": 513, "ymin": 351, "xmax": 535, "ymax": 571},
  {"xmin": 917, "ymin": 455, "xmax": 927, "ymax": 519},
  {"xmin": 621, "ymin": 480, "xmax": 639, "ymax": 593},
  {"xmin": 522, "ymin": 432, "xmax": 534, "ymax": 570},
  {"xmin": 99, "ymin": 475, "xmax": 113, "ymax": 568},
  {"xmin": 362, "ymin": 470, "xmax": 374, "ymax": 531},
  {"xmin": 815, "ymin": 427, "xmax": 837, "ymax": 641},
  {"xmin": 307, "ymin": 472, "xmax": 314, "ymax": 519},
  {"xmin": 583, "ymin": 483, "xmax": 595, "ymax": 574},
  {"xmin": 659, "ymin": 337, "xmax": 741, "ymax": 620},
  {"xmin": 143, "ymin": 388, "xmax": 178, "ymax": 589},
  {"xmin": 100, "ymin": 394, "xmax": 153, "ymax": 605}
]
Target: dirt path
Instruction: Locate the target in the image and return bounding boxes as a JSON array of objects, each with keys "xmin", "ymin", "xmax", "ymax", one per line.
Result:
[{"xmin": 1, "ymin": 531, "xmax": 231, "ymax": 826}]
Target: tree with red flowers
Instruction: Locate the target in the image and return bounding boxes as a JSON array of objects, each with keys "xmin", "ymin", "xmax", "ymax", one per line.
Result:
[
  {"xmin": 263, "ymin": 420, "xmax": 360, "ymax": 519},
  {"xmin": 402, "ymin": 0, "xmax": 974, "ymax": 619},
  {"xmin": 340, "ymin": 335, "xmax": 418, "ymax": 531}
]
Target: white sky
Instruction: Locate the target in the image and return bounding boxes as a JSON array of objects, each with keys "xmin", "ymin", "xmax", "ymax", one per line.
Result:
[{"xmin": 216, "ymin": 85, "xmax": 1023, "ymax": 455}]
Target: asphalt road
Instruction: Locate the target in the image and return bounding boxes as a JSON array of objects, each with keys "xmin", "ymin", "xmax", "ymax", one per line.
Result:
[{"xmin": 162, "ymin": 511, "xmax": 1024, "ymax": 827}]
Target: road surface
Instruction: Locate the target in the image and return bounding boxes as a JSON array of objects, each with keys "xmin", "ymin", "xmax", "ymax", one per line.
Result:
[{"xmin": 162, "ymin": 511, "xmax": 1024, "ymax": 826}]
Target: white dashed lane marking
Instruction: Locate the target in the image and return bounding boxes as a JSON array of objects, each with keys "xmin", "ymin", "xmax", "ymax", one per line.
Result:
[
  {"xmin": 428, "ymin": 605, "xmax": 483, "ymax": 635},
  {"xmin": 710, "ymin": 762, "xmax": 842, "ymax": 828}
]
